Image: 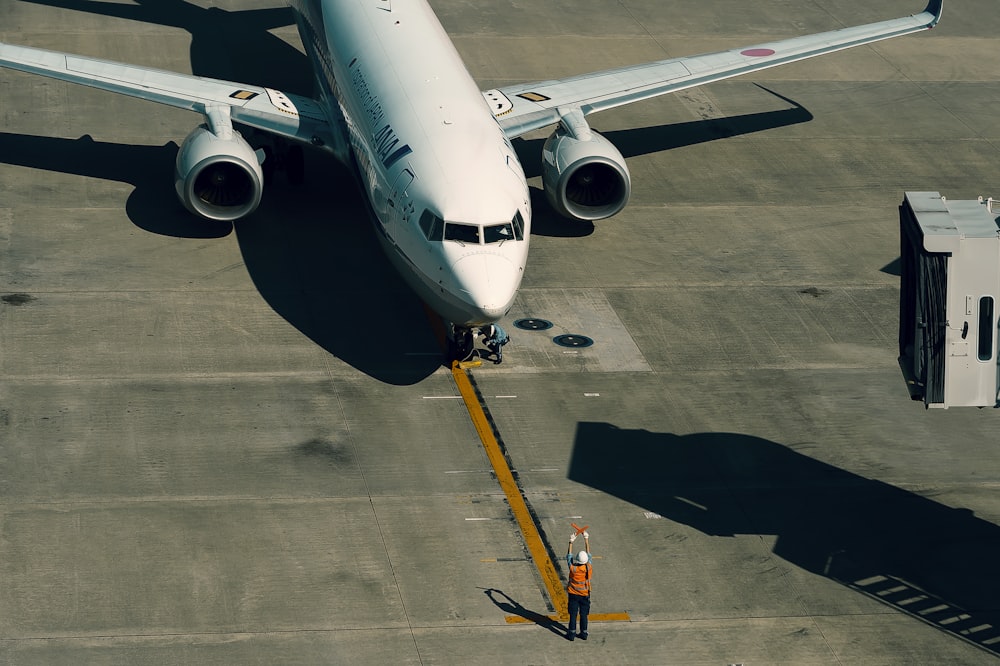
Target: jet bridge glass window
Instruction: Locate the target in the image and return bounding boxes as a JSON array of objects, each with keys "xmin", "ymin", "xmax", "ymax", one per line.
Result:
[
  {"xmin": 444, "ymin": 222, "xmax": 480, "ymax": 244},
  {"xmin": 419, "ymin": 210, "xmax": 443, "ymax": 241},
  {"xmin": 978, "ymin": 296, "xmax": 994, "ymax": 361}
]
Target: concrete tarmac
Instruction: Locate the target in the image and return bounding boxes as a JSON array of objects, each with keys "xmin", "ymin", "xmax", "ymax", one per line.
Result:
[{"xmin": 3, "ymin": 0, "xmax": 1000, "ymax": 663}]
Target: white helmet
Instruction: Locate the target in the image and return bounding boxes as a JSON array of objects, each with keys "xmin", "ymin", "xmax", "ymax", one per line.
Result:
[{"xmin": 574, "ymin": 551, "xmax": 589, "ymax": 565}]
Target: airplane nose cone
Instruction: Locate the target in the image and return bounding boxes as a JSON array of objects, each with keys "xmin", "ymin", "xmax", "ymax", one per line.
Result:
[{"xmin": 451, "ymin": 253, "xmax": 521, "ymax": 323}]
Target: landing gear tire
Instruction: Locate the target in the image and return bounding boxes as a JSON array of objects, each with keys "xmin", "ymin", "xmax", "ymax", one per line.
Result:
[
  {"xmin": 257, "ymin": 137, "xmax": 305, "ymax": 187},
  {"xmin": 261, "ymin": 145, "xmax": 276, "ymax": 184},
  {"xmin": 449, "ymin": 326, "xmax": 476, "ymax": 363}
]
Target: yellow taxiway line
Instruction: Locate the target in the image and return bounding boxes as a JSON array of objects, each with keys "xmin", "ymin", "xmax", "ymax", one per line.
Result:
[{"xmin": 450, "ymin": 361, "xmax": 630, "ymax": 625}]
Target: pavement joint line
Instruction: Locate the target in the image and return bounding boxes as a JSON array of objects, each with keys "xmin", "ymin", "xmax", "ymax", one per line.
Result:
[
  {"xmin": 505, "ymin": 613, "xmax": 632, "ymax": 624},
  {"xmin": 450, "ymin": 361, "xmax": 631, "ymax": 625}
]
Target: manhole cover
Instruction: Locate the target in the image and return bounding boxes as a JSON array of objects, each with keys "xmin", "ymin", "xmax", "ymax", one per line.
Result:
[
  {"xmin": 553, "ymin": 334, "xmax": 593, "ymax": 348},
  {"xmin": 514, "ymin": 318, "xmax": 553, "ymax": 331}
]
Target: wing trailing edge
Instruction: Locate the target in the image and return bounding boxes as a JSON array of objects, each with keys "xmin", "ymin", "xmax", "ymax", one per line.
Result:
[{"xmin": 492, "ymin": 1, "xmax": 943, "ymax": 138}]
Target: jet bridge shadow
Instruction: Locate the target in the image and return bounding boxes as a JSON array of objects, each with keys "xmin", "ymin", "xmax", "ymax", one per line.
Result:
[
  {"xmin": 0, "ymin": 131, "xmax": 440, "ymax": 384},
  {"xmin": 569, "ymin": 423, "xmax": 1000, "ymax": 655}
]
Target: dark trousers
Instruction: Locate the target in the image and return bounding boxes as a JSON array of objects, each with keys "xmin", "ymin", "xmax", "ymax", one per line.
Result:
[{"xmin": 567, "ymin": 593, "xmax": 591, "ymax": 634}]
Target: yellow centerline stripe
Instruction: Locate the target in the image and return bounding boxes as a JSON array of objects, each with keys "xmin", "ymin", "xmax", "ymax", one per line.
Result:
[
  {"xmin": 451, "ymin": 361, "xmax": 568, "ymax": 616},
  {"xmin": 450, "ymin": 360, "xmax": 631, "ymax": 625}
]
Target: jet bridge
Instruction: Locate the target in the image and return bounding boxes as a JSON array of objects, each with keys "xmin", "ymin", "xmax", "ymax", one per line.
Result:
[{"xmin": 899, "ymin": 192, "xmax": 1000, "ymax": 408}]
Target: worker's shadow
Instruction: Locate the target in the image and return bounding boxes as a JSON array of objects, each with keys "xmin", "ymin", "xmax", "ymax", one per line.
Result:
[{"xmin": 482, "ymin": 588, "xmax": 568, "ymax": 638}]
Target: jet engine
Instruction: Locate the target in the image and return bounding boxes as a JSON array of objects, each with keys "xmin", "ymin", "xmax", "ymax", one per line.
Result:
[
  {"xmin": 541, "ymin": 125, "xmax": 631, "ymax": 221},
  {"xmin": 174, "ymin": 124, "xmax": 264, "ymax": 221}
]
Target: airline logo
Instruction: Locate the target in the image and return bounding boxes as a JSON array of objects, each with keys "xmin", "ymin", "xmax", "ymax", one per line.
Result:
[{"xmin": 350, "ymin": 60, "xmax": 412, "ymax": 169}]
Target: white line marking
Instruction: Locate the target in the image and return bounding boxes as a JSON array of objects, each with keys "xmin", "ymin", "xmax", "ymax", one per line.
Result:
[
  {"xmin": 674, "ymin": 496, "xmax": 707, "ymax": 511},
  {"xmin": 583, "ymin": 392, "xmax": 600, "ymax": 397},
  {"xmin": 422, "ymin": 395, "xmax": 463, "ymax": 399},
  {"xmin": 495, "ymin": 395, "xmax": 518, "ymax": 398}
]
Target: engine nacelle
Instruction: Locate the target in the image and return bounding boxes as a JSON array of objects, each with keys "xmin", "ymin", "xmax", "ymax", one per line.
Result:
[
  {"xmin": 541, "ymin": 126, "xmax": 631, "ymax": 221},
  {"xmin": 174, "ymin": 124, "xmax": 264, "ymax": 222}
]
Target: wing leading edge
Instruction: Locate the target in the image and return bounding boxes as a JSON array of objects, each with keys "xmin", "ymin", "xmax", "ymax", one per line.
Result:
[
  {"xmin": 0, "ymin": 41, "xmax": 335, "ymax": 148},
  {"xmin": 490, "ymin": 1, "xmax": 943, "ymax": 138}
]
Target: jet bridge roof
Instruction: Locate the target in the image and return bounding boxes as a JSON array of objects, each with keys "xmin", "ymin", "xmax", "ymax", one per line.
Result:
[{"xmin": 903, "ymin": 191, "xmax": 1000, "ymax": 254}]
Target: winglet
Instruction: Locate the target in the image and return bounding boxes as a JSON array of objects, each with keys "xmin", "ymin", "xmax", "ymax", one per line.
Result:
[{"xmin": 923, "ymin": 0, "xmax": 943, "ymax": 28}]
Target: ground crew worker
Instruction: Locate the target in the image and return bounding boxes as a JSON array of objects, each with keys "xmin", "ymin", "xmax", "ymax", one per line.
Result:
[
  {"xmin": 482, "ymin": 323, "xmax": 509, "ymax": 364},
  {"xmin": 566, "ymin": 530, "xmax": 591, "ymax": 641}
]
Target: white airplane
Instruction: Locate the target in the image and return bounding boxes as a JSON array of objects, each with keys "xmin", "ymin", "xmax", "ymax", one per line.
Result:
[{"xmin": 0, "ymin": 0, "xmax": 942, "ymax": 361}]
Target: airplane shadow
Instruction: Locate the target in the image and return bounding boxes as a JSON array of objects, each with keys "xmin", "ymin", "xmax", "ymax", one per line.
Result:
[
  {"xmin": 569, "ymin": 423, "xmax": 1000, "ymax": 654},
  {"xmin": 20, "ymin": 0, "xmax": 313, "ymax": 94},
  {"xmin": 0, "ymin": 131, "xmax": 441, "ymax": 383},
  {"xmin": 233, "ymin": 151, "xmax": 443, "ymax": 385},
  {"xmin": 0, "ymin": 132, "xmax": 230, "ymax": 238},
  {"xmin": 517, "ymin": 86, "xmax": 813, "ymax": 238}
]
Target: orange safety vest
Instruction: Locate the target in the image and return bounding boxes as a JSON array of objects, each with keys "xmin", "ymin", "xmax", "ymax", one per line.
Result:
[{"xmin": 567, "ymin": 562, "xmax": 592, "ymax": 596}]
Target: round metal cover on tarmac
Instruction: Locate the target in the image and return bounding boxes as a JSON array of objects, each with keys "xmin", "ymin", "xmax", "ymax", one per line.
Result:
[
  {"xmin": 553, "ymin": 334, "xmax": 594, "ymax": 348},
  {"xmin": 513, "ymin": 317, "xmax": 553, "ymax": 331}
]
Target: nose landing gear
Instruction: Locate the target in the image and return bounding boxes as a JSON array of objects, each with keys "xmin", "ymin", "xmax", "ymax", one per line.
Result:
[
  {"xmin": 449, "ymin": 326, "xmax": 476, "ymax": 363},
  {"xmin": 448, "ymin": 324, "xmax": 510, "ymax": 365}
]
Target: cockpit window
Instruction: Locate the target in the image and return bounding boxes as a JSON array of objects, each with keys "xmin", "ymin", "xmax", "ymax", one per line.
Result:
[
  {"xmin": 484, "ymin": 222, "xmax": 514, "ymax": 244},
  {"xmin": 419, "ymin": 210, "xmax": 443, "ymax": 241},
  {"xmin": 420, "ymin": 213, "xmax": 523, "ymax": 245},
  {"xmin": 511, "ymin": 211, "xmax": 525, "ymax": 241},
  {"xmin": 444, "ymin": 223, "xmax": 480, "ymax": 244}
]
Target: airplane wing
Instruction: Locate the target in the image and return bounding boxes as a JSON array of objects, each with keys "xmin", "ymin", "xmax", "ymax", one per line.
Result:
[
  {"xmin": 0, "ymin": 42, "xmax": 335, "ymax": 147},
  {"xmin": 489, "ymin": 1, "xmax": 943, "ymax": 138}
]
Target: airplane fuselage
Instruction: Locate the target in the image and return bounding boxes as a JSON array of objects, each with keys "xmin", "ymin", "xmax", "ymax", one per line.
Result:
[{"xmin": 290, "ymin": 0, "xmax": 531, "ymax": 328}]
